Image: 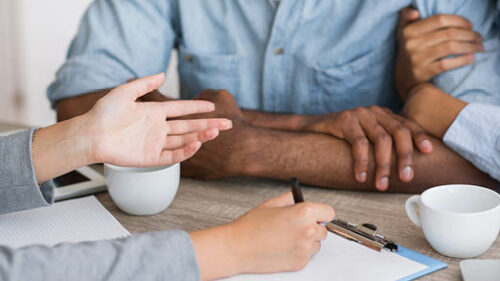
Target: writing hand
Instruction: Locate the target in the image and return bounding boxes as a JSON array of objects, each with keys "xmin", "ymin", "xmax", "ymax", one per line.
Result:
[{"xmin": 190, "ymin": 192, "xmax": 335, "ymax": 280}]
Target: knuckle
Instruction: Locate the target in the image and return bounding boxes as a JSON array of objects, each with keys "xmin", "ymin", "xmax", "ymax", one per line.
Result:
[
  {"xmin": 445, "ymin": 41, "xmax": 457, "ymax": 53},
  {"xmin": 339, "ymin": 111, "xmax": 353, "ymax": 121},
  {"xmin": 304, "ymin": 225, "xmax": 317, "ymax": 238},
  {"xmin": 297, "ymin": 204, "xmax": 314, "ymax": 218},
  {"xmin": 436, "ymin": 60, "xmax": 449, "ymax": 72},
  {"xmin": 377, "ymin": 162, "xmax": 391, "ymax": 171},
  {"xmin": 354, "ymin": 136, "xmax": 369, "ymax": 147},
  {"xmin": 395, "ymin": 125, "xmax": 411, "ymax": 136},
  {"xmin": 435, "ymin": 15, "xmax": 448, "ymax": 26},
  {"xmin": 376, "ymin": 131, "xmax": 391, "ymax": 143},
  {"xmin": 292, "ymin": 256, "xmax": 310, "ymax": 271},
  {"xmin": 402, "ymin": 28, "xmax": 412, "ymax": 40}
]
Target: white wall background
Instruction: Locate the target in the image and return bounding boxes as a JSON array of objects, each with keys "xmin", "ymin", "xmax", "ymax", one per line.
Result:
[{"xmin": 0, "ymin": 0, "xmax": 179, "ymax": 127}]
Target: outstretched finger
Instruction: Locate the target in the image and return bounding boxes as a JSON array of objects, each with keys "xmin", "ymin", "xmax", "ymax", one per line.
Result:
[
  {"xmin": 167, "ymin": 118, "xmax": 232, "ymax": 135},
  {"xmin": 115, "ymin": 73, "xmax": 166, "ymax": 100},
  {"xmin": 159, "ymin": 141, "xmax": 202, "ymax": 165},
  {"xmin": 158, "ymin": 100, "xmax": 216, "ymax": 118},
  {"xmin": 164, "ymin": 128, "xmax": 220, "ymax": 150}
]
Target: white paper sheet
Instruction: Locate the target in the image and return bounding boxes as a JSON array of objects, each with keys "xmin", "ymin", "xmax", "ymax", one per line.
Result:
[
  {"xmin": 222, "ymin": 232, "xmax": 427, "ymax": 281},
  {"xmin": 0, "ymin": 196, "xmax": 130, "ymax": 248}
]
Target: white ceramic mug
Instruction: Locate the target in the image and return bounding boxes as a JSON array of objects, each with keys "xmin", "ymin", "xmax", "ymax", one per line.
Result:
[
  {"xmin": 104, "ymin": 163, "xmax": 180, "ymax": 216},
  {"xmin": 405, "ymin": 184, "xmax": 500, "ymax": 258}
]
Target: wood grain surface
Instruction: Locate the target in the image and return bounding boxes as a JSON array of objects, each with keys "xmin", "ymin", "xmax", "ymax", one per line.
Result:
[{"xmin": 2, "ymin": 123, "xmax": 499, "ymax": 281}]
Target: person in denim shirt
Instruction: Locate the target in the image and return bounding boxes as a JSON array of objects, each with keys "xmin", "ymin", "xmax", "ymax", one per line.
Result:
[{"xmin": 50, "ymin": 0, "xmax": 500, "ymax": 193}]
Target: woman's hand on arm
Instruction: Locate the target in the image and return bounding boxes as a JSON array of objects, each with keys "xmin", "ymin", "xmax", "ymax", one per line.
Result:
[
  {"xmin": 190, "ymin": 192, "xmax": 335, "ymax": 281},
  {"xmin": 395, "ymin": 7, "xmax": 483, "ymax": 98},
  {"xmin": 32, "ymin": 73, "xmax": 232, "ymax": 184}
]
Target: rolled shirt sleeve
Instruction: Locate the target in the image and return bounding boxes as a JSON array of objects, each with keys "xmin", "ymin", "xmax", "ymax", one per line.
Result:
[
  {"xmin": 443, "ymin": 103, "xmax": 500, "ymax": 182},
  {"xmin": 47, "ymin": 0, "xmax": 177, "ymax": 107},
  {"xmin": 0, "ymin": 230, "xmax": 201, "ymax": 281},
  {"xmin": 0, "ymin": 130, "xmax": 54, "ymax": 215}
]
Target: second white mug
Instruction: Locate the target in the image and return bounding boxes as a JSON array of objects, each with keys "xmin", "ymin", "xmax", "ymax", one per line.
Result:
[{"xmin": 405, "ymin": 184, "xmax": 500, "ymax": 258}]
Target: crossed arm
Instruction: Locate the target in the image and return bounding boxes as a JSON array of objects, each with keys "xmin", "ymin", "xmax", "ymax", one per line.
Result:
[{"xmin": 56, "ymin": 87, "xmax": 498, "ymax": 193}]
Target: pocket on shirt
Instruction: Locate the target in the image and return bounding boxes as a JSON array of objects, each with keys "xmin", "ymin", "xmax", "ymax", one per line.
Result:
[
  {"xmin": 309, "ymin": 39, "xmax": 397, "ymax": 113},
  {"xmin": 178, "ymin": 46, "xmax": 240, "ymax": 100}
]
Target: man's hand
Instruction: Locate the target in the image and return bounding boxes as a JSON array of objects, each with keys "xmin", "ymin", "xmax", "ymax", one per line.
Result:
[
  {"xmin": 395, "ymin": 7, "xmax": 483, "ymax": 98},
  {"xmin": 300, "ymin": 106, "xmax": 433, "ymax": 191}
]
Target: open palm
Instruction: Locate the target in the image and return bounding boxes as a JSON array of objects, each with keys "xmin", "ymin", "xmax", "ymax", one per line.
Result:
[{"xmin": 86, "ymin": 73, "xmax": 232, "ymax": 167}]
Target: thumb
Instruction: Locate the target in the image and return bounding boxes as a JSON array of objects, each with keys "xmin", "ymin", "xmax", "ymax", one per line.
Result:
[
  {"xmin": 115, "ymin": 73, "xmax": 165, "ymax": 100},
  {"xmin": 258, "ymin": 192, "xmax": 295, "ymax": 208},
  {"xmin": 397, "ymin": 7, "xmax": 420, "ymax": 36}
]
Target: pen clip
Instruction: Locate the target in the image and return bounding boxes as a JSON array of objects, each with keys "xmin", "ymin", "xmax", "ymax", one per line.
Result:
[{"xmin": 326, "ymin": 218, "xmax": 398, "ymax": 252}]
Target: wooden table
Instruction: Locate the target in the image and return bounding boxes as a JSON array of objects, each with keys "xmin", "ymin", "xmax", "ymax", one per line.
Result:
[{"xmin": 1, "ymin": 122, "xmax": 499, "ymax": 280}]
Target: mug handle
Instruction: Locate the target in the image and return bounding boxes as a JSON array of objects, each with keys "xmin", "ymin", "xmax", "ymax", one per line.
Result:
[{"xmin": 405, "ymin": 195, "xmax": 422, "ymax": 227}]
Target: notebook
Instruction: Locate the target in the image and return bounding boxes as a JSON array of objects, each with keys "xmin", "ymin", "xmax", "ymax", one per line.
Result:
[
  {"xmin": 222, "ymin": 232, "xmax": 446, "ymax": 281},
  {"xmin": 0, "ymin": 196, "xmax": 130, "ymax": 248}
]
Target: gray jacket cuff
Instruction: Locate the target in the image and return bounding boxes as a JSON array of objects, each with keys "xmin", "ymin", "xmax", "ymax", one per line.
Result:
[{"xmin": 0, "ymin": 129, "xmax": 54, "ymax": 215}]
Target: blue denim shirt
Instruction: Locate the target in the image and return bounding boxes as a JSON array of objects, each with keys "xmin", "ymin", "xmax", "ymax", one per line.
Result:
[{"xmin": 48, "ymin": 0, "xmax": 500, "ymax": 116}]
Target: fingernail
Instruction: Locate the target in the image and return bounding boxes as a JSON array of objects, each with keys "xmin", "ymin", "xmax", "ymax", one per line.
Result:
[
  {"xmin": 421, "ymin": 140, "xmax": 432, "ymax": 150},
  {"xmin": 378, "ymin": 177, "xmax": 389, "ymax": 190},
  {"xmin": 478, "ymin": 44, "xmax": 484, "ymax": 51},
  {"xmin": 468, "ymin": 55, "xmax": 475, "ymax": 62},
  {"xmin": 227, "ymin": 120, "xmax": 233, "ymax": 129},
  {"xmin": 358, "ymin": 172, "xmax": 367, "ymax": 182},
  {"xmin": 402, "ymin": 166, "xmax": 413, "ymax": 181}
]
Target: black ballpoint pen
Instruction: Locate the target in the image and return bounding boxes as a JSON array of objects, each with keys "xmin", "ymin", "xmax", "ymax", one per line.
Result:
[{"xmin": 290, "ymin": 177, "xmax": 304, "ymax": 203}]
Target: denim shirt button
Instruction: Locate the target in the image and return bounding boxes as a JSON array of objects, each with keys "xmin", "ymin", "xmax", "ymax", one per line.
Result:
[
  {"xmin": 274, "ymin": 48, "xmax": 283, "ymax": 55},
  {"xmin": 184, "ymin": 55, "xmax": 194, "ymax": 62}
]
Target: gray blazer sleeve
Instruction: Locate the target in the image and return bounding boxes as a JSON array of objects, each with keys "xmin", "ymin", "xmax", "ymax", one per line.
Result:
[
  {"xmin": 0, "ymin": 130, "xmax": 54, "ymax": 215},
  {"xmin": 0, "ymin": 131, "xmax": 201, "ymax": 280},
  {"xmin": 0, "ymin": 230, "xmax": 201, "ymax": 281}
]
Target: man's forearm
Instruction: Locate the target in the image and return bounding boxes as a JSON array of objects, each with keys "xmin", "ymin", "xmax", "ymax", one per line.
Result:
[
  {"xmin": 243, "ymin": 110, "xmax": 311, "ymax": 131},
  {"xmin": 183, "ymin": 125, "xmax": 497, "ymax": 193}
]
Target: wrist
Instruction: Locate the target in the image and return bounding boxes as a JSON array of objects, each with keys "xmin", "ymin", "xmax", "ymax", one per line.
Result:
[{"xmin": 190, "ymin": 223, "xmax": 244, "ymax": 280}]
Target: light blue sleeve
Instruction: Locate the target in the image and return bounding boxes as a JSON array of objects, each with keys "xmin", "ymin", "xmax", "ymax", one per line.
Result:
[
  {"xmin": 443, "ymin": 103, "xmax": 500, "ymax": 182},
  {"xmin": 47, "ymin": 0, "xmax": 178, "ymax": 107},
  {"xmin": 415, "ymin": 0, "xmax": 500, "ymax": 105}
]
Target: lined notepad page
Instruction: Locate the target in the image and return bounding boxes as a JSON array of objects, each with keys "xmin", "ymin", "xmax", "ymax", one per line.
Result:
[
  {"xmin": 222, "ymin": 232, "xmax": 427, "ymax": 281},
  {"xmin": 0, "ymin": 196, "xmax": 130, "ymax": 248}
]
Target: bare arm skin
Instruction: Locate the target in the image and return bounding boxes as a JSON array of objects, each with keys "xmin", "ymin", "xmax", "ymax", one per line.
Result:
[{"xmin": 55, "ymin": 88, "xmax": 497, "ymax": 193}]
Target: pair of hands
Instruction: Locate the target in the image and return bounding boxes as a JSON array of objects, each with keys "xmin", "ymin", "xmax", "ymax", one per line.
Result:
[{"xmin": 78, "ymin": 74, "xmax": 334, "ymax": 278}]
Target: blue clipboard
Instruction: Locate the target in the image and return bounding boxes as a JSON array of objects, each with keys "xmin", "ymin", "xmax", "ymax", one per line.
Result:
[{"xmin": 396, "ymin": 245, "xmax": 447, "ymax": 281}]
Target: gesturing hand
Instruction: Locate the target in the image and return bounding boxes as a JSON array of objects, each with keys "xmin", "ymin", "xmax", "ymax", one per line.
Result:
[
  {"xmin": 302, "ymin": 106, "xmax": 433, "ymax": 191},
  {"xmin": 395, "ymin": 7, "xmax": 483, "ymax": 98},
  {"xmin": 85, "ymin": 73, "xmax": 232, "ymax": 167}
]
